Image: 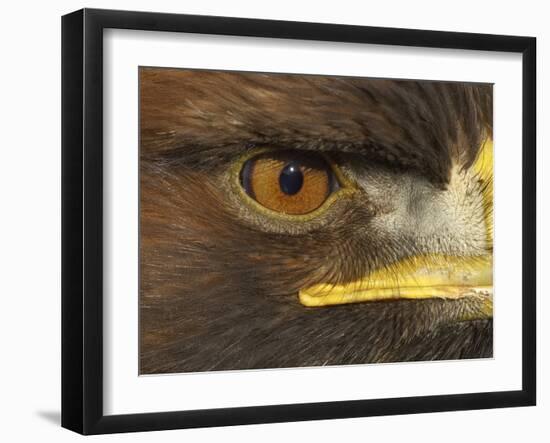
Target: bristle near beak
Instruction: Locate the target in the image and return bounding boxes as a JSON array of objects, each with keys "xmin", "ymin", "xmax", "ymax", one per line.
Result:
[{"xmin": 473, "ymin": 138, "xmax": 494, "ymax": 245}]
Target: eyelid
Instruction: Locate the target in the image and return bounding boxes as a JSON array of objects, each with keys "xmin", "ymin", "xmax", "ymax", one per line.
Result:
[{"xmin": 239, "ymin": 158, "xmax": 256, "ymax": 199}]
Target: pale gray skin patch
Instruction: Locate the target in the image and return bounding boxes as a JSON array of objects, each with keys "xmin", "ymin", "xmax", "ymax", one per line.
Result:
[{"xmin": 341, "ymin": 161, "xmax": 490, "ymax": 258}]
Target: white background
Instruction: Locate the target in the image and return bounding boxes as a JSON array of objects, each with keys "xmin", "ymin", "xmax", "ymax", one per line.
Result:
[{"xmin": 0, "ymin": 0, "xmax": 547, "ymax": 441}]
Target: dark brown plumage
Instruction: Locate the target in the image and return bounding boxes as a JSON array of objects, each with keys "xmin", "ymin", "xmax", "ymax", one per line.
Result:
[{"xmin": 139, "ymin": 67, "xmax": 493, "ymax": 374}]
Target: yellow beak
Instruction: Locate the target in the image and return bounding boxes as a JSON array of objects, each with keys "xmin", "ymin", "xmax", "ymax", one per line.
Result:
[{"xmin": 299, "ymin": 254, "xmax": 492, "ymax": 308}]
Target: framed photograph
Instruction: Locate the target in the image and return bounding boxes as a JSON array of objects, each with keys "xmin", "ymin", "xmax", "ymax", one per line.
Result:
[{"xmin": 61, "ymin": 8, "xmax": 536, "ymax": 434}]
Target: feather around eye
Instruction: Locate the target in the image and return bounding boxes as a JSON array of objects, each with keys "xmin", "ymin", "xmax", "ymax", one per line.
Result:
[{"xmin": 240, "ymin": 151, "xmax": 338, "ymax": 215}]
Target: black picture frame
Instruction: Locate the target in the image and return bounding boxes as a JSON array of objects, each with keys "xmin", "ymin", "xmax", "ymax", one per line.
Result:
[{"xmin": 61, "ymin": 8, "xmax": 537, "ymax": 435}]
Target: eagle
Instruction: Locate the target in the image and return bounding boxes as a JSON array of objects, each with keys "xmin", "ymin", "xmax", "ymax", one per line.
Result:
[{"xmin": 139, "ymin": 67, "xmax": 493, "ymax": 374}]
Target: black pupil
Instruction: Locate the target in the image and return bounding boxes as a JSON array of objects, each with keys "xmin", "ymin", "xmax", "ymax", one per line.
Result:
[{"xmin": 279, "ymin": 162, "xmax": 304, "ymax": 195}]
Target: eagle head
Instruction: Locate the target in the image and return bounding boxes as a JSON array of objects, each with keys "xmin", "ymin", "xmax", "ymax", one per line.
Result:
[{"xmin": 139, "ymin": 68, "xmax": 493, "ymax": 373}]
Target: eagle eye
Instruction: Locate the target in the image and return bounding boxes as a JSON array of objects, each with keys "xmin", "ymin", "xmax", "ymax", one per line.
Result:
[{"xmin": 239, "ymin": 150, "xmax": 339, "ymax": 216}]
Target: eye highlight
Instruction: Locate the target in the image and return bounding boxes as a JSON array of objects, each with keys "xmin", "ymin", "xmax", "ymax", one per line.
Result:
[{"xmin": 240, "ymin": 151, "xmax": 339, "ymax": 215}]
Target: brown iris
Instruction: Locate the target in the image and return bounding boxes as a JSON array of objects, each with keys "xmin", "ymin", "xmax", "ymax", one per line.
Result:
[{"xmin": 240, "ymin": 151, "xmax": 337, "ymax": 215}]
